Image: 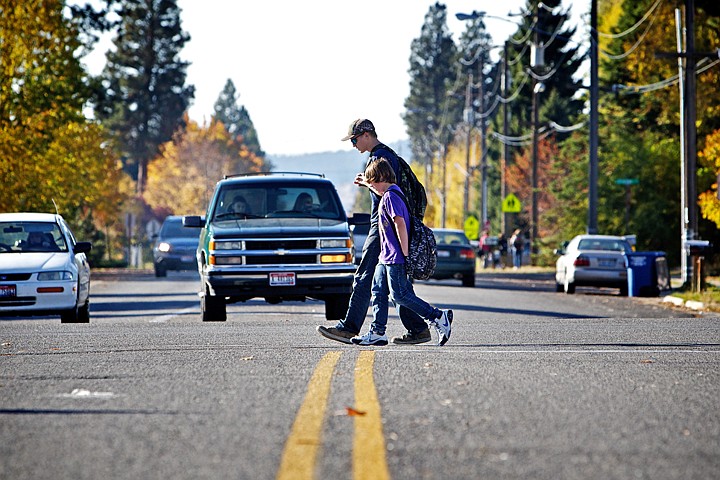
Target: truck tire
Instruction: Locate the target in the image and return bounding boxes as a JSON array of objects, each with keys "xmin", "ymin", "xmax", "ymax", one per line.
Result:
[{"xmin": 201, "ymin": 292, "xmax": 226, "ymax": 322}]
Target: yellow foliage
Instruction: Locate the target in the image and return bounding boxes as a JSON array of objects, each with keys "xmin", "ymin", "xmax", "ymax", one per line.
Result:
[
  {"xmin": 143, "ymin": 117, "xmax": 266, "ymax": 215},
  {"xmin": 698, "ymin": 129, "xmax": 720, "ymax": 227},
  {"xmin": 423, "ymin": 134, "xmax": 481, "ymax": 230}
]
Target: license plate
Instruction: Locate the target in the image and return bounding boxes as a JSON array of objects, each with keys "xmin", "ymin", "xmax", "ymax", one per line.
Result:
[
  {"xmin": 599, "ymin": 259, "xmax": 615, "ymax": 267},
  {"xmin": 181, "ymin": 255, "xmax": 194, "ymax": 262},
  {"xmin": 0, "ymin": 285, "xmax": 17, "ymax": 297},
  {"xmin": 437, "ymin": 250, "xmax": 451, "ymax": 258},
  {"xmin": 269, "ymin": 272, "xmax": 296, "ymax": 286}
]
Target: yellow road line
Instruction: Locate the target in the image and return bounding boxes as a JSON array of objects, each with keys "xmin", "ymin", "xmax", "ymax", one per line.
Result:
[
  {"xmin": 353, "ymin": 350, "xmax": 390, "ymax": 480},
  {"xmin": 277, "ymin": 351, "xmax": 341, "ymax": 480}
]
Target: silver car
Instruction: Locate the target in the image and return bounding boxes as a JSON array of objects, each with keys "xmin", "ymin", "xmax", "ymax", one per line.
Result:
[{"xmin": 555, "ymin": 235, "xmax": 633, "ymax": 295}]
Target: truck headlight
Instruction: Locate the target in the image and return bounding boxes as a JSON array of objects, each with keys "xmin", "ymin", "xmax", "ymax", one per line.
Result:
[{"xmin": 320, "ymin": 239, "xmax": 351, "ymax": 248}]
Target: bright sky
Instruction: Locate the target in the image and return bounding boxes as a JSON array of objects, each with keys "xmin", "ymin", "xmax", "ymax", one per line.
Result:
[{"xmin": 85, "ymin": 1, "xmax": 585, "ymax": 156}]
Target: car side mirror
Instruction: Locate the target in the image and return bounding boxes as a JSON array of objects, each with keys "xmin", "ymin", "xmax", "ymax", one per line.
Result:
[
  {"xmin": 74, "ymin": 242, "xmax": 92, "ymax": 254},
  {"xmin": 183, "ymin": 215, "xmax": 204, "ymax": 228}
]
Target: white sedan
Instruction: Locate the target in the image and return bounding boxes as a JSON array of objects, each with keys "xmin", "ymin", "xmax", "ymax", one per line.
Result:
[
  {"xmin": 555, "ymin": 234, "xmax": 633, "ymax": 295},
  {"xmin": 0, "ymin": 213, "xmax": 92, "ymax": 322}
]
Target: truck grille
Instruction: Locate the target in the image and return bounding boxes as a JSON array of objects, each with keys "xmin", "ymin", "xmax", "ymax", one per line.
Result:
[
  {"xmin": 245, "ymin": 239, "xmax": 317, "ymax": 250},
  {"xmin": 245, "ymin": 255, "xmax": 317, "ymax": 265}
]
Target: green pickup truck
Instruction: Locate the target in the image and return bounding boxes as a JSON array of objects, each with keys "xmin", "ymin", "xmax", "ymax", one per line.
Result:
[{"xmin": 183, "ymin": 172, "xmax": 369, "ymax": 321}]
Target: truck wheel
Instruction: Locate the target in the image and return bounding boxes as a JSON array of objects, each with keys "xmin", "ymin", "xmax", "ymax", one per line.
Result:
[{"xmin": 201, "ymin": 292, "xmax": 226, "ymax": 322}]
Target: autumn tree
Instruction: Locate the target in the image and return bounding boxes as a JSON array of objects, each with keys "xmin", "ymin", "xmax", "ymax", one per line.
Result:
[
  {"xmin": 213, "ymin": 79, "xmax": 264, "ymax": 158},
  {"xmin": 0, "ymin": 0, "xmax": 129, "ymax": 247},
  {"xmin": 698, "ymin": 129, "xmax": 720, "ymax": 227},
  {"xmin": 94, "ymin": 0, "xmax": 195, "ymax": 193},
  {"xmin": 598, "ymin": 0, "xmax": 720, "ymax": 264},
  {"xmin": 143, "ymin": 116, "xmax": 266, "ymax": 215}
]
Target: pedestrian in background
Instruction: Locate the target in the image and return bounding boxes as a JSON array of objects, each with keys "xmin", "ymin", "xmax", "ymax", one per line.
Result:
[{"xmin": 510, "ymin": 229, "xmax": 524, "ymax": 269}]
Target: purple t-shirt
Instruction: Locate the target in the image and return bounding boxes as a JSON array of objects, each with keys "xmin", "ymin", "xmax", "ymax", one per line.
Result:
[{"xmin": 379, "ymin": 185, "xmax": 410, "ymax": 265}]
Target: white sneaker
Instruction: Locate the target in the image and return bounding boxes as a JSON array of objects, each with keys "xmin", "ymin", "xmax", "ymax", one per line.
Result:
[
  {"xmin": 430, "ymin": 309, "xmax": 453, "ymax": 346},
  {"xmin": 351, "ymin": 331, "xmax": 389, "ymax": 346}
]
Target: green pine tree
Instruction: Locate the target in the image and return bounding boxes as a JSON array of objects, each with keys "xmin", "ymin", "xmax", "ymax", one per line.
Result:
[
  {"xmin": 213, "ymin": 79, "xmax": 265, "ymax": 158},
  {"xmin": 94, "ymin": 0, "xmax": 195, "ymax": 193},
  {"xmin": 404, "ymin": 2, "xmax": 461, "ymax": 165}
]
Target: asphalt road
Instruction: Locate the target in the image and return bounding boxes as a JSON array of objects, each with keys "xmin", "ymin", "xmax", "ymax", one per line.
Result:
[{"xmin": 1, "ymin": 270, "xmax": 718, "ymax": 480}]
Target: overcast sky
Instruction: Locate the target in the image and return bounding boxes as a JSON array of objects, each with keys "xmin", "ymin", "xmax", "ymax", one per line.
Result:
[{"xmin": 83, "ymin": 1, "xmax": 585, "ymax": 156}]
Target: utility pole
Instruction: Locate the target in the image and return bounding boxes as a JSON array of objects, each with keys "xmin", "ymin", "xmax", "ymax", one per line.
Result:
[
  {"xmin": 656, "ymin": 0, "xmax": 719, "ymax": 286},
  {"xmin": 587, "ymin": 0, "xmax": 599, "ymax": 234},
  {"xmin": 463, "ymin": 74, "xmax": 474, "ymax": 216},
  {"xmin": 530, "ymin": 3, "xmax": 543, "ymax": 262},
  {"xmin": 479, "ymin": 52, "xmax": 488, "ymax": 228},
  {"xmin": 685, "ymin": 0, "xmax": 698, "ymax": 258},
  {"xmin": 502, "ymin": 41, "xmax": 510, "ymax": 235}
]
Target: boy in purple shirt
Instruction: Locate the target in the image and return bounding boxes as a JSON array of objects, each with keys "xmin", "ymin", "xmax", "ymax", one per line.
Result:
[{"xmin": 351, "ymin": 159, "xmax": 453, "ymax": 346}]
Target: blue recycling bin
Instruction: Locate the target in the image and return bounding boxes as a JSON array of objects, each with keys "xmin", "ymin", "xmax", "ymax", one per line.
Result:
[{"xmin": 626, "ymin": 251, "xmax": 669, "ymax": 297}]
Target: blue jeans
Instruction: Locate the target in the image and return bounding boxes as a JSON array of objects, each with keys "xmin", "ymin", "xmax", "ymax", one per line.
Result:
[
  {"xmin": 337, "ymin": 223, "xmax": 427, "ymax": 335},
  {"xmin": 512, "ymin": 246, "xmax": 522, "ymax": 267},
  {"xmin": 369, "ymin": 263, "xmax": 440, "ymax": 336}
]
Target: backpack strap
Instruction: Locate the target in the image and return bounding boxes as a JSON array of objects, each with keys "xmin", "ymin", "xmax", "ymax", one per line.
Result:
[{"xmin": 383, "ymin": 188, "xmax": 412, "ymax": 257}]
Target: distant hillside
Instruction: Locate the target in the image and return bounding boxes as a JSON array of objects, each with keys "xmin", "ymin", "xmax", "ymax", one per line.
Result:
[{"xmin": 267, "ymin": 140, "xmax": 411, "ymax": 212}]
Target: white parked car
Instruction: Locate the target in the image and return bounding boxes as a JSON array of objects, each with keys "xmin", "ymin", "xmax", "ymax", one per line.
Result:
[
  {"xmin": 0, "ymin": 213, "xmax": 92, "ymax": 323},
  {"xmin": 555, "ymin": 234, "xmax": 633, "ymax": 295}
]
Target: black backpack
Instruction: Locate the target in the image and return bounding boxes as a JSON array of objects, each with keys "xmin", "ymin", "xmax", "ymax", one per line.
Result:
[
  {"xmin": 396, "ymin": 156, "xmax": 428, "ymax": 221},
  {"xmin": 385, "ymin": 189, "xmax": 437, "ymax": 281},
  {"xmin": 372, "ymin": 145, "xmax": 427, "ymax": 220}
]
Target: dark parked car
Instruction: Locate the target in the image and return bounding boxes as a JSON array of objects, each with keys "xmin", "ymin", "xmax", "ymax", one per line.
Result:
[
  {"xmin": 183, "ymin": 172, "xmax": 366, "ymax": 321},
  {"xmin": 430, "ymin": 228, "xmax": 476, "ymax": 287},
  {"xmin": 153, "ymin": 215, "xmax": 201, "ymax": 277}
]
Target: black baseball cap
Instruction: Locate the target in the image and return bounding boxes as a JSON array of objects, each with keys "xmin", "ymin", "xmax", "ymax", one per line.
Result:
[{"xmin": 341, "ymin": 118, "xmax": 375, "ymax": 141}]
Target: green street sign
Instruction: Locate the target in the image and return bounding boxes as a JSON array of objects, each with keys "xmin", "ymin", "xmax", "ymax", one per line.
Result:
[
  {"xmin": 502, "ymin": 193, "xmax": 522, "ymax": 213},
  {"xmin": 615, "ymin": 178, "xmax": 639, "ymax": 186}
]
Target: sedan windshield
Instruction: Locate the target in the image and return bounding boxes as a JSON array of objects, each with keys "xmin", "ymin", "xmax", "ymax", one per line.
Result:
[{"xmin": 0, "ymin": 222, "xmax": 68, "ymax": 253}]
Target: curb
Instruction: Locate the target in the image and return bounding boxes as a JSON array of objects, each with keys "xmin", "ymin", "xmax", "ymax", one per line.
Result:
[{"xmin": 662, "ymin": 295, "xmax": 705, "ymax": 311}]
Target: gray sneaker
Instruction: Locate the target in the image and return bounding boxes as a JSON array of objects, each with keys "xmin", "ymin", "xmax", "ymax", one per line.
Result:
[
  {"xmin": 391, "ymin": 328, "xmax": 432, "ymax": 345},
  {"xmin": 429, "ymin": 310, "xmax": 453, "ymax": 346},
  {"xmin": 316, "ymin": 325, "xmax": 357, "ymax": 344}
]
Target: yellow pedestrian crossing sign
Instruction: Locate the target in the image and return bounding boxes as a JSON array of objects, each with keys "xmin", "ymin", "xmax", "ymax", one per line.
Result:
[
  {"xmin": 502, "ymin": 193, "xmax": 522, "ymax": 213},
  {"xmin": 464, "ymin": 215, "xmax": 479, "ymax": 241}
]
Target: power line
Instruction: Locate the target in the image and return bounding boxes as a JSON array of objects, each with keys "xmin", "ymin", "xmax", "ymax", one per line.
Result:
[
  {"xmin": 599, "ymin": 2, "xmax": 660, "ymax": 61},
  {"xmin": 596, "ymin": 0, "xmax": 664, "ymax": 40}
]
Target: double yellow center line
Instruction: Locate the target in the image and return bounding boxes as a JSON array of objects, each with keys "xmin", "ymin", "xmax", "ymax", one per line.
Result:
[{"xmin": 276, "ymin": 351, "xmax": 390, "ymax": 480}]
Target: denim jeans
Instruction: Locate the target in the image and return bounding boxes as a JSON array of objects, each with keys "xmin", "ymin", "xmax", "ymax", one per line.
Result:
[
  {"xmin": 337, "ymin": 223, "xmax": 427, "ymax": 335},
  {"xmin": 512, "ymin": 246, "xmax": 522, "ymax": 268},
  {"xmin": 369, "ymin": 263, "xmax": 439, "ymax": 336}
]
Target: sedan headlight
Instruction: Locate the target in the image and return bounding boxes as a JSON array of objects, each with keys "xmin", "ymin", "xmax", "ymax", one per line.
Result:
[
  {"xmin": 157, "ymin": 242, "xmax": 171, "ymax": 253},
  {"xmin": 37, "ymin": 271, "xmax": 74, "ymax": 281}
]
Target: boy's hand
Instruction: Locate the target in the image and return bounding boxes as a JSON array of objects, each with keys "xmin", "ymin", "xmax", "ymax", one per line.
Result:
[{"xmin": 354, "ymin": 173, "xmax": 368, "ymax": 187}]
